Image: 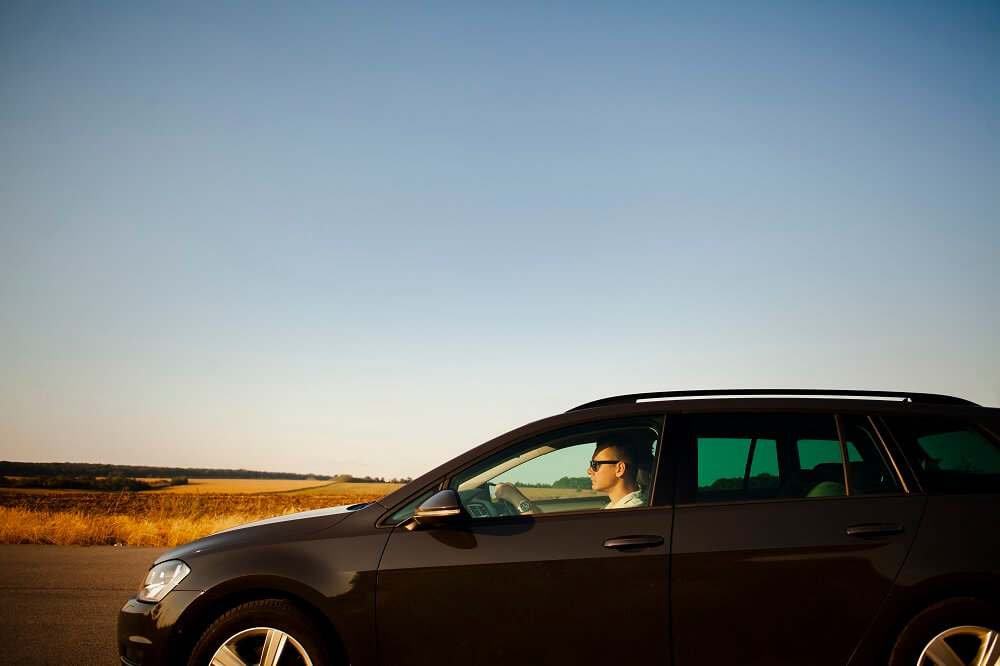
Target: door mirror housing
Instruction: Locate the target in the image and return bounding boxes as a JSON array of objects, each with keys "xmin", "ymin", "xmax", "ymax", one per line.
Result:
[{"xmin": 409, "ymin": 489, "xmax": 463, "ymax": 529}]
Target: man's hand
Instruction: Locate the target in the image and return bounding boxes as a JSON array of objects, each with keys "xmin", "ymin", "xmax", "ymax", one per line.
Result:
[
  {"xmin": 493, "ymin": 483, "xmax": 539, "ymax": 514},
  {"xmin": 493, "ymin": 482, "xmax": 526, "ymax": 505}
]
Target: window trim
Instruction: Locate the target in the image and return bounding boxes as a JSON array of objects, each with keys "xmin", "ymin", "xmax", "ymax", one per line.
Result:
[
  {"xmin": 866, "ymin": 414, "xmax": 910, "ymax": 494},
  {"xmin": 833, "ymin": 414, "xmax": 850, "ymax": 494}
]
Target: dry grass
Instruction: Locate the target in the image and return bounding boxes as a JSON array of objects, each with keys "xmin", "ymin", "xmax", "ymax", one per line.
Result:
[
  {"xmin": 140, "ymin": 478, "xmax": 336, "ymax": 493},
  {"xmin": 0, "ymin": 486, "xmax": 386, "ymax": 547},
  {"xmin": 0, "ymin": 506, "xmax": 257, "ymax": 547},
  {"xmin": 286, "ymin": 481, "xmax": 405, "ymax": 496}
]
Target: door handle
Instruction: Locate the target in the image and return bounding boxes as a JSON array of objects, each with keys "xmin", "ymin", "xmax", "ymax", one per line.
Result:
[
  {"xmin": 603, "ymin": 535, "xmax": 665, "ymax": 551},
  {"xmin": 845, "ymin": 523, "xmax": 905, "ymax": 538}
]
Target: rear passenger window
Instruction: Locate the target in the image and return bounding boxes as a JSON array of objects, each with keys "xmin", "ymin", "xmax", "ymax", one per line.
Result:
[
  {"xmin": 691, "ymin": 413, "xmax": 902, "ymax": 503},
  {"xmin": 693, "ymin": 413, "xmax": 841, "ymax": 503},
  {"xmin": 797, "ymin": 438, "xmax": 844, "ymax": 468},
  {"xmin": 884, "ymin": 416, "xmax": 1000, "ymax": 492},
  {"xmin": 696, "ymin": 437, "xmax": 779, "ymax": 499},
  {"xmin": 795, "ymin": 438, "xmax": 848, "ymax": 497}
]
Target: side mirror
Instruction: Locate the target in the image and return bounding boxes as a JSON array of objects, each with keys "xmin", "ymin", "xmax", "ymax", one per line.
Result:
[{"xmin": 407, "ymin": 489, "xmax": 463, "ymax": 530}]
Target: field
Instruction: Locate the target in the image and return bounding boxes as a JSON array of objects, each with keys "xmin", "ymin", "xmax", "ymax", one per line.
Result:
[
  {"xmin": 138, "ymin": 478, "xmax": 339, "ymax": 493},
  {"xmin": 286, "ymin": 481, "xmax": 406, "ymax": 496},
  {"xmin": 0, "ymin": 479, "xmax": 398, "ymax": 547}
]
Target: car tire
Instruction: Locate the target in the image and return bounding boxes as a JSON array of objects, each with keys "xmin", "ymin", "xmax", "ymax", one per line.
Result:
[
  {"xmin": 187, "ymin": 598, "xmax": 331, "ymax": 666},
  {"xmin": 889, "ymin": 597, "xmax": 1000, "ymax": 666}
]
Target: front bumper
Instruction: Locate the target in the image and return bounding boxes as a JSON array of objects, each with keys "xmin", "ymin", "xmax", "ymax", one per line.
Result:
[{"xmin": 117, "ymin": 590, "xmax": 207, "ymax": 665}]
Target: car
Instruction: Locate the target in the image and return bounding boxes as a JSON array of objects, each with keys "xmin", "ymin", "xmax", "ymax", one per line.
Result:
[{"xmin": 118, "ymin": 389, "xmax": 1000, "ymax": 666}]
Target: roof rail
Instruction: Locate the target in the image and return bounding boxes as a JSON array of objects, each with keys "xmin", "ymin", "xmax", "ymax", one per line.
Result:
[{"xmin": 568, "ymin": 389, "xmax": 979, "ymax": 412}]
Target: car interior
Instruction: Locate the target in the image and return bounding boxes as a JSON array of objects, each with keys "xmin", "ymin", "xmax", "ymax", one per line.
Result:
[{"xmin": 452, "ymin": 423, "xmax": 661, "ymax": 517}]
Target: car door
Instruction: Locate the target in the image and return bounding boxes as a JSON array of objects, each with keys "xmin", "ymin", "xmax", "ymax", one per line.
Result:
[
  {"xmin": 669, "ymin": 411, "xmax": 925, "ymax": 666},
  {"xmin": 375, "ymin": 415, "xmax": 673, "ymax": 665}
]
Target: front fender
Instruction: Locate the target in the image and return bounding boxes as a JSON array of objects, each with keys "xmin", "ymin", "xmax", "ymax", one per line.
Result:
[{"xmin": 168, "ymin": 510, "xmax": 390, "ymax": 666}]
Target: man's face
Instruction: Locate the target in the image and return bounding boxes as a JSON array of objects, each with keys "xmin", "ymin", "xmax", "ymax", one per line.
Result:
[{"xmin": 588, "ymin": 445, "xmax": 620, "ymax": 493}]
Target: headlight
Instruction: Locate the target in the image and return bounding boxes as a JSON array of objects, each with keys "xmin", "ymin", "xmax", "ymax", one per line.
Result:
[{"xmin": 137, "ymin": 560, "xmax": 190, "ymax": 603}]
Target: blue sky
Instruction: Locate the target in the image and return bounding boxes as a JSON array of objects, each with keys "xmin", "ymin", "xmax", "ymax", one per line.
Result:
[{"xmin": 1, "ymin": 1, "xmax": 998, "ymax": 478}]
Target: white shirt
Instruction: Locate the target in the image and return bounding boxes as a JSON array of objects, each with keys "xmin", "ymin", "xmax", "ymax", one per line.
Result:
[{"xmin": 604, "ymin": 490, "xmax": 647, "ymax": 509}]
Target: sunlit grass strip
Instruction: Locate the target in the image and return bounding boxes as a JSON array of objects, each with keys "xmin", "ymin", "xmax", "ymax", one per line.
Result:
[
  {"xmin": 0, "ymin": 507, "xmax": 259, "ymax": 547},
  {"xmin": 0, "ymin": 491, "xmax": 384, "ymax": 547},
  {"xmin": 0, "ymin": 491, "xmax": 380, "ymax": 516}
]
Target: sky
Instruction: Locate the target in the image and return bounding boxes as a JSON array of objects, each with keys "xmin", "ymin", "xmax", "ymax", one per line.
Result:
[{"xmin": 1, "ymin": 1, "xmax": 998, "ymax": 479}]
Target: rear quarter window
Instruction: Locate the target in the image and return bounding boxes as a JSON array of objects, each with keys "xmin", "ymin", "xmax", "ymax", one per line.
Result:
[{"xmin": 884, "ymin": 416, "xmax": 1000, "ymax": 492}]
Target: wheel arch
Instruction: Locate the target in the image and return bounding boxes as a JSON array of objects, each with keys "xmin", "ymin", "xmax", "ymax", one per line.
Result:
[
  {"xmin": 168, "ymin": 578, "xmax": 350, "ymax": 665},
  {"xmin": 875, "ymin": 575, "xmax": 1000, "ymax": 663}
]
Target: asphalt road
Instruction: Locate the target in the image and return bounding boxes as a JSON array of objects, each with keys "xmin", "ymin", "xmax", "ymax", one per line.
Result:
[{"xmin": 0, "ymin": 545, "xmax": 169, "ymax": 665}]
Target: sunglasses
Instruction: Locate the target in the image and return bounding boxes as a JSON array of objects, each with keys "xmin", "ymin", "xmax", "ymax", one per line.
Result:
[{"xmin": 588, "ymin": 459, "xmax": 621, "ymax": 472}]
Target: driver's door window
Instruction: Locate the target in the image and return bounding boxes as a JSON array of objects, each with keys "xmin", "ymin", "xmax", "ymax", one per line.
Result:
[{"xmin": 447, "ymin": 416, "xmax": 662, "ymax": 518}]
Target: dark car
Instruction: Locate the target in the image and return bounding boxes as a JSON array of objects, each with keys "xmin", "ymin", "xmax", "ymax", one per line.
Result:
[{"xmin": 118, "ymin": 389, "xmax": 1000, "ymax": 666}]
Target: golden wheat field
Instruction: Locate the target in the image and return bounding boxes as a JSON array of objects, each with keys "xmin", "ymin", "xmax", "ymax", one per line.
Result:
[
  {"xmin": 287, "ymin": 481, "xmax": 406, "ymax": 496},
  {"xmin": 140, "ymin": 478, "xmax": 338, "ymax": 493},
  {"xmin": 0, "ymin": 481, "xmax": 396, "ymax": 547}
]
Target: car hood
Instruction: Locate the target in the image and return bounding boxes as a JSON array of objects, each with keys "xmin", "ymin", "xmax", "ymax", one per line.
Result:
[{"xmin": 154, "ymin": 502, "xmax": 373, "ymax": 564}]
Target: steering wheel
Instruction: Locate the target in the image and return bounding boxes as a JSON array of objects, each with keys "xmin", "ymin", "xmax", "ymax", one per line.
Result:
[
  {"xmin": 465, "ymin": 484, "xmax": 519, "ymax": 517},
  {"xmin": 465, "ymin": 498, "xmax": 498, "ymax": 518}
]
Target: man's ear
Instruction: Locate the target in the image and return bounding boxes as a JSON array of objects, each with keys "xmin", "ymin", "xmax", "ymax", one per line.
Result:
[{"xmin": 615, "ymin": 461, "xmax": 626, "ymax": 479}]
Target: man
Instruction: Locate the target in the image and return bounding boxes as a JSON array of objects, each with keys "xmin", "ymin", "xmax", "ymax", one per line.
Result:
[
  {"xmin": 588, "ymin": 437, "xmax": 649, "ymax": 509},
  {"xmin": 495, "ymin": 437, "xmax": 650, "ymax": 513}
]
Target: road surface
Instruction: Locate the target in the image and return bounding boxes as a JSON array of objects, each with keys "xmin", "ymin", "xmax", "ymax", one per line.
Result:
[{"xmin": 0, "ymin": 545, "xmax": 168, "ymax": 665}]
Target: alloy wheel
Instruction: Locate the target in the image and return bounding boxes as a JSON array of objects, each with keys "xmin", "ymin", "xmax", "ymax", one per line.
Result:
[
  {"xmin": 209, "ymin": 626, "xmax": 314, "ymax": 666},
  {"xmin": 918, "ymin": 625, "xmax": 1000, "ymax": 666}
]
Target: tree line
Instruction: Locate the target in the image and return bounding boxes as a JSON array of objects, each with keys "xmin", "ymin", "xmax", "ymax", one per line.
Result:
[
  {"xmin": 0, "ymin": 461, "xmax": 333, "ymax": 480},
  {"xmin": 506, "ymin": 476, "xmax": 590, "ymax": 490},
  {"xmin": 332, "ymin": 474, "xmax": 414, "ymax": 484},
  {"xmin": 0, "ymin": 474, "xmax": 190, "ymax": 492}
]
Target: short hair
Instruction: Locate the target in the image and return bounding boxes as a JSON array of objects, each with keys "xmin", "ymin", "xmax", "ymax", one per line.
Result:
[{"xmin": 594, "ymin": 435, "xmax": 653, "ymax": 485}]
